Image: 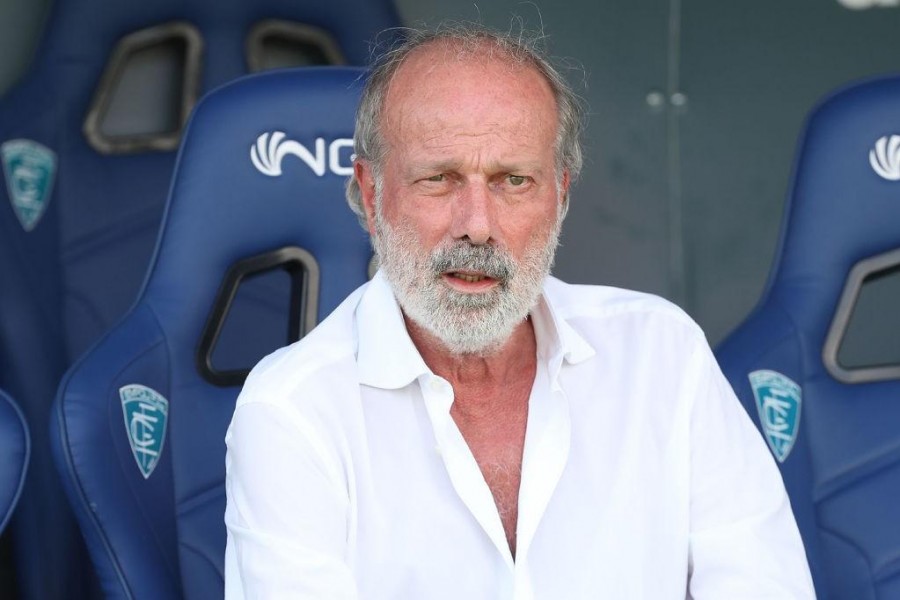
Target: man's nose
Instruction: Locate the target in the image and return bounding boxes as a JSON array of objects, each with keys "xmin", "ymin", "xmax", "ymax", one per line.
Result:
[{"xmin": 450, "ymin": 181, "xmax": 495, "ymax": 245}]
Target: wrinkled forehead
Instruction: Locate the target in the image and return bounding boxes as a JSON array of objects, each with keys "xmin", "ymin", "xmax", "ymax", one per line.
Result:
[{"xmin": 380, "ymin": 39, "xmax": 559, "ymax": 147}]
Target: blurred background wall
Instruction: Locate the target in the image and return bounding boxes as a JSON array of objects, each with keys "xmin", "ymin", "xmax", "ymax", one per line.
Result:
[{"xmin": 1, "ymin": 0, "xmax": 899, "ymax": 344}]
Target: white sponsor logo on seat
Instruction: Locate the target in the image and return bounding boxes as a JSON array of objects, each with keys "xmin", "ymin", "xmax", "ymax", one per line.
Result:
[
  {"xmin": 837, "ymin": 0, "xmax": 899, "ymax": 9},
  {"xmin": 251, "ymin": 131, "xmax": 354, "ymax": 177},
  {"xmin": 870, "ymin": 135, "xmax": 900, "ymax": 181}
]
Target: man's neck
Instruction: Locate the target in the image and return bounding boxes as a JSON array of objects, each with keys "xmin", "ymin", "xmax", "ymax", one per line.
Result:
[{"xmin": 403, "ymin": 314, "xmax": 538, "ymax": 408}]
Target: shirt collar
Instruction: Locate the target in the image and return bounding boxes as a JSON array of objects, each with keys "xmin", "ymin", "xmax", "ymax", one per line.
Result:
[
  {"xmin": 356, "ymin": 271, "xmax": 431, "ymax": 389},
  {"xmin": 355, "ymin": 272, "xmax": 595, "ymax": 390},
  {"xmin": 533, "ymin": 276, "xmax": 596, "ymax": 368}
]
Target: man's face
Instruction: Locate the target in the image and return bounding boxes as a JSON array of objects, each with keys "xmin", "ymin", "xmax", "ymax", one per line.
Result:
[{"xmin": 357, "ymin": 42, "xmax": 568, "ymax": 354}]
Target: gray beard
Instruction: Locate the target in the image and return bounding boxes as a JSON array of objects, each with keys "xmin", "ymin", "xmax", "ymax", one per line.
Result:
[{"xmin": 372, "ymin": 202, "xmax": 562, "ymax": 356}]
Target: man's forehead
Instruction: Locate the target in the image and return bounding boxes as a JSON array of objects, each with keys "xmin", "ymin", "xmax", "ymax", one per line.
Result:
[
  {"xmin": 385, "ymin": 39, "xmax": 553, "ymax": 105},
  {"xmin": 381, "ymin": 40, "xmax": 557, "ymax": 137}
]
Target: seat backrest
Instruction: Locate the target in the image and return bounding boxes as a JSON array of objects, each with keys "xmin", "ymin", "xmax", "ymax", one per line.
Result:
[
  {"xmin": 715, "ymin": 75, "xmax": 900, "ymax": 599},
  {"xmin": 0, "ymin": 2, "xmax": 397, "ymax": 597},
  {"xmin": 52, "ymin": 66, "xmax": 370, "ymax": 600},
  {"xmin": 0, "ymin": 389, "xmax": 28, "ymax": 536}
]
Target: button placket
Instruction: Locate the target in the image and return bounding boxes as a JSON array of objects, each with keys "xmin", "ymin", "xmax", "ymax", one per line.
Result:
[
  {"xmin": 419, "ymin": 374, "xmax": 515, "ymax": 571},
  {"xmin": 515, "ymin": 363, "xmax": 571, "ymax": 572}
]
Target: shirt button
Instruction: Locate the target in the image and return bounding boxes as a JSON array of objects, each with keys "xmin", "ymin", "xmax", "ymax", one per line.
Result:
[{"xmin": 429, "ymin": 378, "xmax": 444, "ymax": 392}]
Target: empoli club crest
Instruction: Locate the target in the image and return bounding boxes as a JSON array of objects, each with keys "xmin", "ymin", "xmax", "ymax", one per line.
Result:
[
  {"xmin": 120, "ymin": 384, "xmax": 169, "ymax": 479},
  {"xmin": 1, "ymin": 139, "xmax": 56, "ymax": 232},
  {"xmin": 748, "ymin": 370, "xmax": 802, "ymax": 463}
]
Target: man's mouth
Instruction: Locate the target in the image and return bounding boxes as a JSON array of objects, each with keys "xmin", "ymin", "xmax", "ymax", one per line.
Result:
[
  {"xmin": 443, "ymin": 270, "xmax": 501, "ymax": 290},
  {"xmin": 449, "ymin": 271, "xmax": 490, "ymax": 283}
]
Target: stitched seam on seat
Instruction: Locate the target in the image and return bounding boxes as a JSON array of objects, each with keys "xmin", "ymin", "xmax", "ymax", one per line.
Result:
[
  {"xmin": 874, "ymin": 553, "xmax": 900, "ymax": 583},
  {"xmin": 60, "ymin": 206, "xmax": 163, "ymax": 264},
  {"xmin": 176, "ymin": 481, "xmax": 225, "ymax": 518},
  {"xmin": 815, "ymin": 445, "xmax": 900, "ymax": 502},
  {"xmin": 0, "ymin": 396, "xmax": 29, "ymax": 533},
  {"xmin": 180, "ymin": 539, "xmax": 225, "ymax": 581},
  {"xmin": 818, "ymin": 527, "xmax": 876, "ymax": 595},
  {"xmin": 715, "ymin": 298, "xmax": 800, "ymax": 378}
]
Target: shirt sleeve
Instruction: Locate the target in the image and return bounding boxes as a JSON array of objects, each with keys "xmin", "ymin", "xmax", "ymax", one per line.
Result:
[
  {"xmin": 686, "ymin": 341, "xmax": 816, "ymax": 599},
  {"xmin": 224, "ymin": 400, "xmax": 358, "ymax": 600}
]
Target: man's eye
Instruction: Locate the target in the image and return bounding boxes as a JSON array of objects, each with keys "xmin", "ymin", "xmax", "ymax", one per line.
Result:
[
  {"xmin": 508, "ymin": 175, "xmax": 527, "ymax": 186},
  {"xmin": 426, "ymin": 174, "xmax": 445, "ymax": 182}
]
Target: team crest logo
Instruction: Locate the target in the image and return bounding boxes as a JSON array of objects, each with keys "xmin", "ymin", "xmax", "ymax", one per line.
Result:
[
  {"xmin": 748, "ymin": 370, "xmax": 802, "ymax": 463},
  {"xmin": 1, "ymin": 139, "xmax": 56, "ymax": 231},
  {"xmin": 120, "ymin": 384, "xmax": 169, "ymax": 479}
]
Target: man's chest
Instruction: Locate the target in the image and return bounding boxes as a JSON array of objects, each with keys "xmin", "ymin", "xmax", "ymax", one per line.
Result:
[
  {"xmin": 348, "ymin": 421, "xmax": 691, "ymax": 600},
  {"xmin": 451, "ymin": 388, "xmax": 530, "ymax": 554},
  {"xmin": 351, "ymin": 365, "xmax": 692, "ymax": 595}
]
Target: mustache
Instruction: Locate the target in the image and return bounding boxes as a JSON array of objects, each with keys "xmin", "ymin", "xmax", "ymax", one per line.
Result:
[{"xmin": 430, "ymin": 241, "xmax": 515, "ymax": 282}]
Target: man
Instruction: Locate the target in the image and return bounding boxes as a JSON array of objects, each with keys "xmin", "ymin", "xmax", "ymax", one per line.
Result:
[{"xmin": 224, "ymin": 23, "xmax": 814, "ymax": 599}]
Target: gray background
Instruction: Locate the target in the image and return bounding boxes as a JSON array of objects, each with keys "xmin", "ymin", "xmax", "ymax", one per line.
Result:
[{"xmin": 2, "ymin": 0, "xmax": 899, "ymax": 345}]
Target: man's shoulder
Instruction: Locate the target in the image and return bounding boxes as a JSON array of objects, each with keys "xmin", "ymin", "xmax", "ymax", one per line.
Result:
[{"xmin": 545, "ymin": 277, "xmax": 699, "ymax": 331}]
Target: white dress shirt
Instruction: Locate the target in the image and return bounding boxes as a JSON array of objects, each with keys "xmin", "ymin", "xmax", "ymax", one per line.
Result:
[{"xmin": 224, "ymin": 272, "xmax": 814, "ymax": 599}]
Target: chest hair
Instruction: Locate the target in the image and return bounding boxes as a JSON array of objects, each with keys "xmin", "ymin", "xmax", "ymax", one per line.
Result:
[{"xmin": 452, "ymin": 384, "xmax": 530, "ymax": 558}]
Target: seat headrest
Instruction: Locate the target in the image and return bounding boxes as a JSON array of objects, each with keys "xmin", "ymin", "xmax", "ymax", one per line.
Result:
[
  {"xmin": 771, "ymin": 75, "xmax": 900, "ymax": 295},
  {"xmin": 37, "ymin": 0, "xmax": 398, "ymax": 68}
]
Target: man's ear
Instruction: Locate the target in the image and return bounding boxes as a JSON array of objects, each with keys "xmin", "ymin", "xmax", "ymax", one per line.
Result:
[
  {"xmin": 355, "ymin": 159, "xmax": 378, "ymax": 236},
  {"xmin": 559, "ymin": 169, "xmax": 571, "ymax": 217}
]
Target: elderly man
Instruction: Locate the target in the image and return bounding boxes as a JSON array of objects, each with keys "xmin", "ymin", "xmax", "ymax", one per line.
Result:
[{"xmin": 224, "ymin": 23, "xmax": 814, "ymax": 599}]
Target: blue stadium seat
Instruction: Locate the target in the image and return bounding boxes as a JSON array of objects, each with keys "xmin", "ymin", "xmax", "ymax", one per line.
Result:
[
  {"xmin": 0, "ymin": 1, "xmax": 397, "ymax": 597},
  {"xmin": 0, "ymin": 389, "xmax": 28, "ymax": 536},
  {"xmin": 716, "ymin": 75, "xmax": 900, "ymax": 599},
  {"xmin": 51, "ymin": 66, "xmax": 370, "ymax": 600}
]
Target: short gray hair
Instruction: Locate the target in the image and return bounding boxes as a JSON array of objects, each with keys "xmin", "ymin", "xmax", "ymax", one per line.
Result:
[{"xmin": 345, "ymin": 21, "xmax": 585, "ymax": 228}]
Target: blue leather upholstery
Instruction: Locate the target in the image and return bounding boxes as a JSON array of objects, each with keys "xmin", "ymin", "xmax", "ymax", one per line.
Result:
[
  {"xmin": 715, "ymin": 75, "xmax": 900, "ymax": 599},
  {"xmin": 0, "ymin": 389, "xmax": 28, "ymax": 536},
  {"xmin": 0, "ymin": 2, "xmax": 397, "ymax": 597},
  {"xmin": 52, "ymin": 67, "xmax": 370, "ymax": 599}
]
